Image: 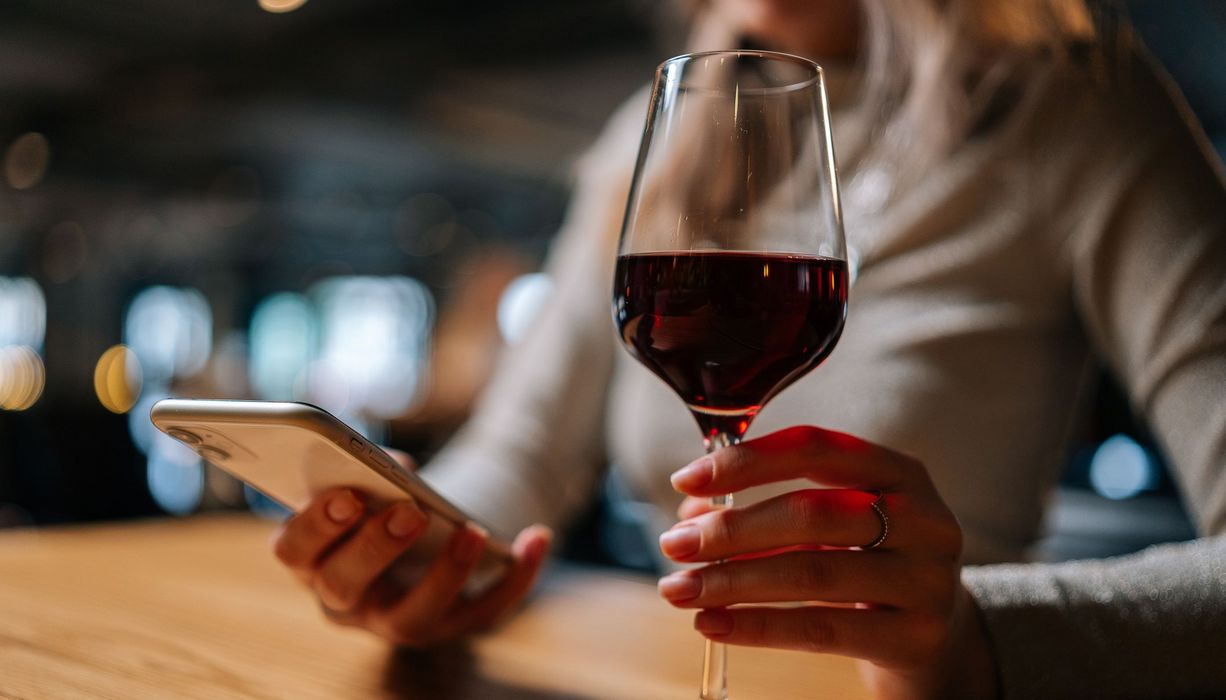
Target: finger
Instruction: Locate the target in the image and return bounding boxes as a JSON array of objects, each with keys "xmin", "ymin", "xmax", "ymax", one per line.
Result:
[
  {"xmin": 383, "ymin": 447, "xmax": 416, "ymax": 472},
  {"xmin": 313, "ymin": 500, "xmax": 430, "ymax": 613},
  {"xmin": 374, "ymin": 523, "xmax": 489, "ymax": 646},
  {"xmin": 658, "ymin": 550, "xmax": 917, "ymax": 609},
  {"xmin": 438, "ymin": 525, "xmax": 552, "ymax": 636},
  {"xmin": 660, "ymin": 489, "xmax": 889, "ymax": 562},
  {"xmin": 677, "ymin": 496, "xmax": 716, "ymax": 520},
  {"xmin": 670, "ymin": 425, "xmax": 924, "ymax": 497},
  {"xmin": 693, "ymin": 606, "xmax": 931, "ymax": 667},
  {"xmin": 318, "ymin": 598, "xmax": 364, "ymax": 628},
  {"xmin": 273, "ymin": 488, "xmax": 365, "ymax": 576}
]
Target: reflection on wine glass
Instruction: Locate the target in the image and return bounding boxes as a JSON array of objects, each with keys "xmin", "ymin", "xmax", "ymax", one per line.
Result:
[{"xmin": 612, "ymin": 50, "xmax": 847, "ymax": 700}]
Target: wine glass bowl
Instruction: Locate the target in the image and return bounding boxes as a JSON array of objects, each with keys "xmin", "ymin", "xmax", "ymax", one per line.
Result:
[
  {"xmin": 613, "ymin": 250, "xmax": 847, "ymax": 440},
  {"xmin": 614, "ymin": 49, "xmax": 847, "ymax": 444},
  {"xmin": 611, "ymin": 50, "xmax": 847, "ymax": 700}
]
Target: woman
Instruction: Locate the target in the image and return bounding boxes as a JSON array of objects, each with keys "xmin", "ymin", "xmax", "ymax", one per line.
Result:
[{"xmin": 272, "ymin": 1, "xmax": 1226, "ymax": 697}]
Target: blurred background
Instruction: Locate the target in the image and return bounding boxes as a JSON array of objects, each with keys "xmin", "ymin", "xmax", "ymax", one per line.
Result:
[{"xmin": 0, "ymin": 0, "xmax": 1222, "ymax": 565}]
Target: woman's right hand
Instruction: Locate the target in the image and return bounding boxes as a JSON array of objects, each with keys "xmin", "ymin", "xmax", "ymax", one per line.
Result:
[{"xmin": 272, "ymin": 456, "xmax": 551, "ymax": 647}]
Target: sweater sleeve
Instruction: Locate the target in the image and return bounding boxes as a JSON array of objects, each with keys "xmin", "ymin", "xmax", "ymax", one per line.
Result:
[
  {"xmin": 964, "ymin": 54, "xmax": 1226, "ymax": 698},
  {"xmin": 964, "ymin": 537, "xmax": 1226, "ymax": 699},
  {"xmin": 418, "ymin": 91, "xmax": 646, "ymax": 540}
]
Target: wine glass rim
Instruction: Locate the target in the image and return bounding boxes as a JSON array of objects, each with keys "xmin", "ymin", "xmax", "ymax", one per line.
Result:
[{"xmin": 657, "ymin": 49, "xmax": 824, "ymax": 94}]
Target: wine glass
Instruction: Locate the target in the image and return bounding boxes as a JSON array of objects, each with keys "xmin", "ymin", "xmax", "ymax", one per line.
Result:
[{"xmin": 611, "ymin": 50, "xmax": 847, "ymax": 700}]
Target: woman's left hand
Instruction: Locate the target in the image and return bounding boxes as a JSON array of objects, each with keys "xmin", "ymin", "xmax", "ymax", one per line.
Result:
[{"xmin": 659, "ymin": 425, "xmax": 998, "ymax": 700}]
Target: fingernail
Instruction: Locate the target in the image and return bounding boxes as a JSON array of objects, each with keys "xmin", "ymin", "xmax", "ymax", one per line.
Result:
[
  {"xmin": 453, "ymin": 524, "xmax": 488, "ymax": 565},
  {"xmin": 326, "ymin": 491, "xmax": 360, "ymax": 523},
  {"xmin": 386, "ymin": 502, "xmax": 425, "ymax": 538},
  {"xmin": 671, "ymin": 458, "xmax": 713, "ymax": 492},
  {"xmin": 526, "ymin": 529, "xmax": 552, "ymax": 564},
  {"xmin": 658, "ymin": 572, "xmax": 702, "ymax": 602},
  {"xmin": 659, "ymin": 525, "xmax": 701, "ymax": 559},
  {"xmin": 694, "ymin": 609, "xmax": 733, "ymax": 636}
]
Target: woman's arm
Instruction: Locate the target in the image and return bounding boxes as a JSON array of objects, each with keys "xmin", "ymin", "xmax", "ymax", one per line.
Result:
[
  {"xmin": 422, "ymin": 89, "xmax": 647, "ymax": 539},
  {"xmin": 964, "ymin": 51, "xmax": 1226, "ymax": 698},
  {"xmin": 964, "ymin": 537, "xmax": 1226, "ymax": 698}
]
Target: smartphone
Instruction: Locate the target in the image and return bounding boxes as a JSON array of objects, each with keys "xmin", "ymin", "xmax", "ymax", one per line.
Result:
[{"xmin": 150, "ymin": 398, "xmax": 511, "ymax": 584}]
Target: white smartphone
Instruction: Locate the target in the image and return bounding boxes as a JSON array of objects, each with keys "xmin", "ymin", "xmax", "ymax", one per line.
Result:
[{"xmin": 150, "ymin": 398, "xmax": 512, "ymax": 581}]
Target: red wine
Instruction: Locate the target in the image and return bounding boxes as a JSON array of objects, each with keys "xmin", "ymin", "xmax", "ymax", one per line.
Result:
[{"xmin": 614, "ymin": 251, "xmax": 847, "ymax": 440}]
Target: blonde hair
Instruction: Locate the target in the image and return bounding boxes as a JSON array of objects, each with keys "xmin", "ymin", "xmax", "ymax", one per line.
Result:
[
  {"xmin": 858, "ymin": 0, "xmax": 1097, "ymax": 164},
  {"xmin": 688, "ymin": 0, "xmax": 1104, "ymax": 182}
]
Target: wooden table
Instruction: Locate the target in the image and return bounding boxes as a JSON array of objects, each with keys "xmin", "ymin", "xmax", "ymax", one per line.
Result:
[{"xmin": 0, "ymin": 516, "xmax": 869, "ymax": 699}]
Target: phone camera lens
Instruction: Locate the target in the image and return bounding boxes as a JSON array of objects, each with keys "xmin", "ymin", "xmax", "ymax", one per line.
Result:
[
  {"xmin": 198, "ymin": 445, "xmax": 230, "ymax": 463},
  {"xmin": 168, "ymin": 428, "xmax": 203, "ymax": 445}
]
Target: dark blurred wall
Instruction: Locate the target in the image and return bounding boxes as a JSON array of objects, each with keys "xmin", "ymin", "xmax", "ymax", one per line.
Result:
[
  {"xmin": 1128, "ymin": 0, "xmax": 1226, "ymax": 157},
  {"xmin": 0, "ymin": 0, "xmax": 666, "ymax": 523}
]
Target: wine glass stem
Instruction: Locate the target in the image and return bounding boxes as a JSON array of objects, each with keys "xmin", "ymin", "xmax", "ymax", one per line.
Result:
[{"xmin": 700, "ymin": 431, "xmax": 737, "ymax": 700}]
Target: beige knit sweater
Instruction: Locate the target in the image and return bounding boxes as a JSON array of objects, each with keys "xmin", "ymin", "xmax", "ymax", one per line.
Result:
[{"xmin": 425, "ymin": 47, "xmax": 1226, "ymax": 698}]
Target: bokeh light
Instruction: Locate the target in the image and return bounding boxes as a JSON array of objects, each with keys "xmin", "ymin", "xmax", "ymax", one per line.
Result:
[
  {"xmin": 309, "ymin": 276, "xmax": 433, "ymax": 418},
  {"xmin": 94, "ymin": 345, "xmax": 143, "ymax": 414},
  {"xmin": 128, "ymin": 389, "xmax": 169, "ymax": 455},
  {"xmin": 1089, "ymin": 434, "xmax": 1157, "ymax": 500},
  {"xmin": 146, "ymin": 432, "xmax": 204, "ymax": 516},
  {"xmin": 497, "ymin": 272, "xmax": 553, "ymax": 343},
  {"xmin": 0, "ymin": 277, "xmax": 47, "ymax": 411},
  {"xmin": 258, "ymin": 0, "xmax": 307, "ymax": 13},
  {"xmin": 124, "ymin": 286, "xmax": 212, "ymax": 382},
  {"xmin": 0, "ymin": 276, "xmax": 46, "ymax": 350},
  {"xmin": 249, "ymin": 292, "xmax": 318, "ymax": 400},
  {"xmin": 3, "ymin": 132, "xmax": 50, "ymax": 190},
  {"xmin": 0, "ymin": 345, "xmax": 45, "ymax": 411}
]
